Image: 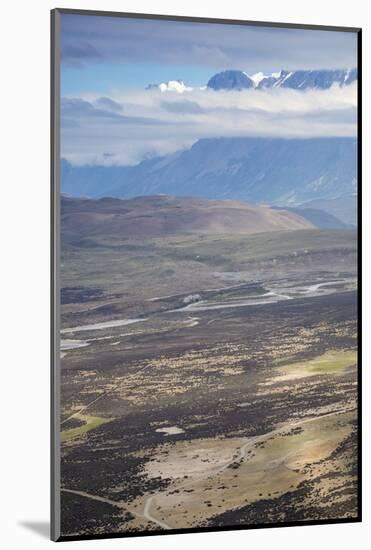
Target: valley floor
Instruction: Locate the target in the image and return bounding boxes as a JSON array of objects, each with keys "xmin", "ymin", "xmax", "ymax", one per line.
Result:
[{"xmin": 59, "ymin": 229, "xmax": 358, "ymax": 537}]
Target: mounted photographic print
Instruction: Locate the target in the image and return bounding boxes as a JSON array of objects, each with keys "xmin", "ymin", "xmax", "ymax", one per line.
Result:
[{"xmin": 51, "ymin": 9, "xmax": 361, "ymax": 541}]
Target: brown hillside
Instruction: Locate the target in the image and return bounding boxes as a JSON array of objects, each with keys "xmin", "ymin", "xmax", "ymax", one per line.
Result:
[{"xmin": 61, "ymin": 195, "xmax": 314, "ymax": 238}]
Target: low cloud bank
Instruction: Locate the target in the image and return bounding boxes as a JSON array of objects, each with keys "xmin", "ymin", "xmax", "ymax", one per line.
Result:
[{"xmin": 61, "ymin": 83, "xmax": 357, "ymax": 166}]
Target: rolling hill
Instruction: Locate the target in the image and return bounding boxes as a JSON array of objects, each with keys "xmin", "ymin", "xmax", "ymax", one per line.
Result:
[
  {"xmin": 61, "ymin": 195, "xmax": 315, "ymax": 240},
  {"xmin": 272, "ymin": 206, "xmax": 350, "ymax": 229}
]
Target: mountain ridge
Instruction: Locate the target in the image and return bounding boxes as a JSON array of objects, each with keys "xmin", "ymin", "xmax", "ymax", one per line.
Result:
[
  {"xmin": 145, "ymin": 68, "xmax": 357, "ymax": 92},
  {"xmin": 61, "ymin": 136, "xmax": 357, "ymax": 224}
]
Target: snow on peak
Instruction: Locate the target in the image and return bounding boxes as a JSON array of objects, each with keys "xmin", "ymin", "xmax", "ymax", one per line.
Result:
[
  {"xmin": 344, "ymin": 68, "xmax": 352, "ymax": 83},
  {"xmin": 245, "ymin": 70, "xmax": 289, "ymax": 87},
  {"xmin": 250, "ymin": 72, "xmax": 268, "ymax": 87},
  {"xmin": 146, "ymin": 80, "xmax": 192, "ymax": 93},
  {"xmin": 147, "ymin": 68, "xmax": 357, "ymax": 94}
]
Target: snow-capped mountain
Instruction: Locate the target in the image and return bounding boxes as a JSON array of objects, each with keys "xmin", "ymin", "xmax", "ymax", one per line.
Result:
[
  {"xmin": 206, "ymin": 70, "xmax": 254, "ymax": 90},
  {"xmin": 258, "ymin": 68, "xmax": 357, "ymax": 89},
  {"xmin": 206, "ymin": 68, "xmax": 357, "ymax": 91},
  {"xmin": 146, "ymin": 68, "xmax": 357, "ymax": 93}
]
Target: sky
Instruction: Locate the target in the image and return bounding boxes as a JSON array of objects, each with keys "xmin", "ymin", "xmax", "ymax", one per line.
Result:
[{"xmin": 60, "ymin": 13, "xmax": 358, "ymax": 166}]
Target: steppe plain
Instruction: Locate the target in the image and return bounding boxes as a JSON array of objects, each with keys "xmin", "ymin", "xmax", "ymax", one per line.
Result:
[{"xmin": 59, "ymin": 196, "xmax": 358, "ymax": 536}]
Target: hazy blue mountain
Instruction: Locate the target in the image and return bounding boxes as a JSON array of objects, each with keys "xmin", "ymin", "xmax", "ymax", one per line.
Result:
[
  {"xmin": 206, "ymin": 69, "xmax": 357, "ymax": 91},
  {"xmin": 61, "ymin": 137, "xmax": 357, "ymax": 218},
  {"xmin": 61, "ymin": 159, "xmax": 134, "ymax": 198},
  {"xmin": 299, "ymin": 195, "xmax": 357, "ymax": 227}
]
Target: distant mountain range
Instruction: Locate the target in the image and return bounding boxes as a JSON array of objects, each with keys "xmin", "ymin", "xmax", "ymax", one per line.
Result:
[
  {"xmin": 146, "ymin": 68, "xmax": 357, "ymax": 92},
  {"xmin": 206, "ymin": 68, "xmax": 357, "ymax": 91},
  {"xmin": 61, "ymin": 137, "xmax": 357, "ymax": 226}
]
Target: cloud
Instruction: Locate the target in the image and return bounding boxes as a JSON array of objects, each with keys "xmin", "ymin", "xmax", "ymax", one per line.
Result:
[
  {"xmin": 61, "ymin": 97, "xmax": 121, "ymax": 118},
  {"xmin": 61, "ymin": 40, "xmax": 101, "ymax": 67},
  {"xmin": 61, "ymin": 96, "xmax": 171, "ymax": 125},
  {"xmin": 61, "ymin": 14, "xmax": 357, "ymax": 72},
  {"xmin": 61, "ymin": 83, "xmax": 357, "ymax": 166},
  {"xmin": 161, "ymin": 100, "xmax": 205, "ymax": 114},
  {"xmin": 94, "ymin": 96, "xmax": 123, "ymax": 113}
]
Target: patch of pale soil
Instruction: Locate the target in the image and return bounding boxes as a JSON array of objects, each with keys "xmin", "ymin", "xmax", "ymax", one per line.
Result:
[
  {"xmin": 136, "ymin": 410, "xmax": 355, "ymax": 530},
  {"xmin": 155, "ymin": 426, "xmax": 185, "ymax": 436},
  {"xmin": 264, "ymin": 350, "xmax": 357, "ymax": 385},
  {"xmin": 145, "ymin": 438, "xmax": 243, "ymax": 480}
]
